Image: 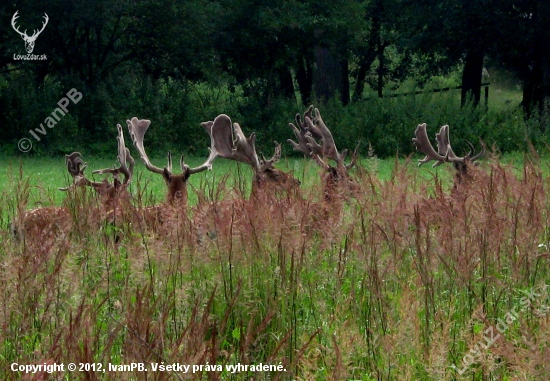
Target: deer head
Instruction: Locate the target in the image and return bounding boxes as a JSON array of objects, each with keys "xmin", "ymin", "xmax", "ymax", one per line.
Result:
[
  {"xmin": 60, "ymin": 124, "xmax": 135, "ymax": 203},
  {"xmin": 288, "ymin": 105, "xmax": 359, "ymax": 200},
  {"xmin": 14, "ymin": 128, "xmax": 135, "ymax": 242},
  {"xmin": 202, "ymin": 114, "xmax": 301, "ymax": 197},
  {"xmin": 412, "ymin": 123, "xmax": 485, "ymax": 183},
  {"xmin": 11, "ymin": 11, "xmax": 48, "ymax": 54},
  {"xmin": 127, "ymin": 117, "xmax": 217, "ymax": 205}
]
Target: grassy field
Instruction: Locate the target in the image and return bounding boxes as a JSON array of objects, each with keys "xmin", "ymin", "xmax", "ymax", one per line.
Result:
[{"xmin": 1, "ymin": 152, "xmax": 549, "ymax": 380}]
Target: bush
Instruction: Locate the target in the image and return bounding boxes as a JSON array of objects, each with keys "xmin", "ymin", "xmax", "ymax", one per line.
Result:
[{"xmin": 0, "ymin": 71, "xmax": 543, "ymax": 158}]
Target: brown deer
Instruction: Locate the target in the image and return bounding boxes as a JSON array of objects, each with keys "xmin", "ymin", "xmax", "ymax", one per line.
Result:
[
  {"xmin": 412, "ymin": 123, "xmax": 485, "ymax": 185},
  {"xmin": 192, "ymin": 114, "xmax": 302, "ymax": 245},
  {"xmin": 13, "ymin": 124, "xmax": 136, "ymax": 242},
  {"xmin": 126, "ymin": 117, "xmax": 218, "ymax": 206},
  {"xmin": 202, "ymin": 114, "xmax": 301, "ymax": 199},
  {"xmin": 288, "ymin": 105, "xmax": 359, "ymax": 202}
]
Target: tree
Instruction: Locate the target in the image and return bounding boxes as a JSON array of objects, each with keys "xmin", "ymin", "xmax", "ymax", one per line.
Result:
[
  {"xmin": 494, "ymin": 0, "xmax": 550, "ymax": 116},
  {"xmin": 407, "ymin": 0, "xmax": 499, "ymax": 106}
]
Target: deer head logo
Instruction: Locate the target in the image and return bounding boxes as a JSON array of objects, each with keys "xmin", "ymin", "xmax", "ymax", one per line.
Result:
[{"xmin": 11, "ymin": 11, "xmax": 49, "ymax": 54}]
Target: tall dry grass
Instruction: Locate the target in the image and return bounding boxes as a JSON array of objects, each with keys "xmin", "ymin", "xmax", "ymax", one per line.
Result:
[{"xmin": 1, "ymin": 155, "xmax": 549, "ymax": 380}]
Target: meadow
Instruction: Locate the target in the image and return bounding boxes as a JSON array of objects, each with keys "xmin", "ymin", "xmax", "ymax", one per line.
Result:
[{"xmin": 0, "ymin": 149, "xmax": 549, "ymax": 381}]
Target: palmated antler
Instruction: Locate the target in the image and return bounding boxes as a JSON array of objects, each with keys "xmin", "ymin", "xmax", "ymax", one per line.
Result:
[
  {"xmin": 288, "ymin": 106, "xmax": 358, "ymax": 170},
  {"xmin": 60, "ymin": 124, "xmax": 137, "ymax": 193},
  {"xmin": 413, "ymin": 124, "xmax": 485, "ymax": 168},
  {"xmin": 92, "ymin": 124, "xmax": 135, "ymax": 185},
  {"xmin": 127, "ymin": 117, "xmax": 218, "ymax": 203},
  {"xmin": 204, "ymin": 114, "xmax": 280, "ymax": 174},
  {"xmin": 203, "ymin": 114, "xmax": 300, "ymax": 193},
  {"xmin": 59, "ymin": 152, "xmax": 90, "ymax": 191},
  {"xmin": 64, "ymin": 152, "xmax": 86, "ymax": 177},
  {"xmin": 127, "ymin": 117, "xmax": 217, "ymax": 178}
]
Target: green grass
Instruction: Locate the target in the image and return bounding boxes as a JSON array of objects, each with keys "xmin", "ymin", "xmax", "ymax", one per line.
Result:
[
  {"xmin": 1, "ymin": 153, "xmax": 550, "ymax": 380},
  {"xmin": 0, "ymin": 151, "xmax": 535, "ymax": 205}
]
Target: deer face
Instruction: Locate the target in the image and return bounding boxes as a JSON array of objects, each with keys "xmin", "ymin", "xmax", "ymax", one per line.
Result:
[
  {"xmin": 163, "ymin": 170, "xmax": 191, "ymax": 204},
  {"xmin": 127, "ymin": 117, "xmax": 218, "ymax": 208}
]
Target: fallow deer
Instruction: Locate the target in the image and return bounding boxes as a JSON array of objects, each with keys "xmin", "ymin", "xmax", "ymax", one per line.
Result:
[
  {"xmin": 13, "ymin": 125, "xmax": 136, "ymax": 242},
  {"xmin": 202, "ymin": 114, "xmax": 301, "ymax": 199},
  {"xmin": 288, "ymin": 105, "xmax": 359, "ymax": 202},
  {"xmin": 11, "ymin": 152, "xmax": 87, "ymax": 242},
  {"xmin": 412, "ymin": 123, "xmax": 485, "ymax": 185},
  {"xmin": 86, "ymin": 124, "xmax": 136, "ymax": 224},
  {"xmin": 192, "ymin": 114, "xmax": 302, "ymax": 245},
  {"xmin": 127, "ymin": 117, "xmax": 218, "ymax": 205}
]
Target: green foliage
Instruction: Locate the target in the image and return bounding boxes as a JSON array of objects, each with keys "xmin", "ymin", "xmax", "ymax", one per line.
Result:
[
  {"xmin": 0, "ymin": 71, "xmax": 540, "ymax": 158},
  {"xmin": 1, "ymin": 0, "xmax": 548, "ymax": 158}
]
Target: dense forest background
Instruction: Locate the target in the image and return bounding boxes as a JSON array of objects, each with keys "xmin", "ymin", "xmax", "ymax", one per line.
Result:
[{"xmin": 1, "ymin": 0, "xmax": 549, "ymax": 157}]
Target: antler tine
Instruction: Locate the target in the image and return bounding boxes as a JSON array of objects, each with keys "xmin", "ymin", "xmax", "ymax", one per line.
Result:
[
  {"xmin": 29, "ymin": 13, "xmax": 49, "ymax": 38},
  {"xmin": 11, "ymin": 11, "xmax": 26, "ymax": 38},
  {"xmin": 464, "ymin": 140, "xmax": 475, "ymax": 159},
  {"xmin": 288, "ymin": 105, "xmax": 318, "ymax": 156},
  {"xmin": 463, "ymin": 139, "xmax": 485, "ymax": 162},
  {"xmin": 36, "ymin": 13, "xmax": 49, "ymax": 36},
  {"xmin": 126, "ymin": 117, "xmax": 166, "ymax": 175},
  {"xmin": 295, "ymin": 105, "xmax": 315, "ymax": 131},
  {"xmin": 122, "ymin": 147, "xmax": 135, "ymax": 183},
  {"xmin": 93, "ymin": 124, "xmax": 135, "ymax": 184},
  {"xmin": 306, "ymin": 108, "xmax": 341, "ymax": 163},
  {"xmin": 179, "ymin": 154, "xmax": 187, "ymax": 173},
  {"xmin": 288, "ymin": 122, "xmax": 313, "ymax": 156},
  {"xmin": 117, "ymin": 123, "xmax": 134, "ymax": 183},
  {"xmin": 470, "ymin": 141, "xmax": 486, "ymax": 162},
  {"xmin": 166, "ymin": 151, "xmax": 173, "ymax": 173},
  {"xmin": 345, "ymin": 145, "xmax": 359, "ymax": 170},
  {"xmin": 187, "ymin": 118, "xmax": 219, "ymax": 175},
  {"xmin": 232, "ymin": 123, "xmax": 261, "ymax": 170},
  {"xmin": 435, "ymin": 125, "xmax": 451, "ymax": 156},
  {"xmin": 259, "ymin": 142, "xmax": 282, "ymax": 171},
  {"xmin": 412, "ymin": 123, "xmax": 447, "ymax": 167}
]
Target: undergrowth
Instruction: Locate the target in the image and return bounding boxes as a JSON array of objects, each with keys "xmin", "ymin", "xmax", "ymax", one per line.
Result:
[{"xmin": 0, "ymin": 154, "xmax": 549, "ymax": 380}]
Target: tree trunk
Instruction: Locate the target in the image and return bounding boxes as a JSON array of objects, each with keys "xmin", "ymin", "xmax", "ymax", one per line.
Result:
[
  {"xmin": 522, "ymin": 0, "xmax": 550, "ymax": 117},
  {"xmin": 352, "ymin": 51, "xmax": 377, "ymax": 102},
  {"xmin": 312, "ymin": 45, "xmax": 341, "ymax": 101},
  {"xmin": 352, "ymin": 0, "xmax": 383, "ymax": 102},
  {"xmin": 296, "ymin": 57, "xmax": 313, "ymax": 105},
  {"xmin": 461, "ymin": 49, "xmax": 484, "ymax": 107},
  {"xmin": 340, "ymin": 59, "xmax": 350, "ymax": 105},
  {"xmin": 277, "ymin": 67, "xmax": 295, "ymax": 99},
  {"xmin": 312, "ymin": 29, "xmax": 348, "ymax": 103},
  {"xmin": 377, "ymin": 47, "xmax": 385, "ymax": 98}
]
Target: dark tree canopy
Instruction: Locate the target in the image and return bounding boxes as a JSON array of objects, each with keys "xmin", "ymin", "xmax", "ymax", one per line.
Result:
[{"xmin": 0, "ymin": 0, "xmax": 549, "ymax": 155}]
